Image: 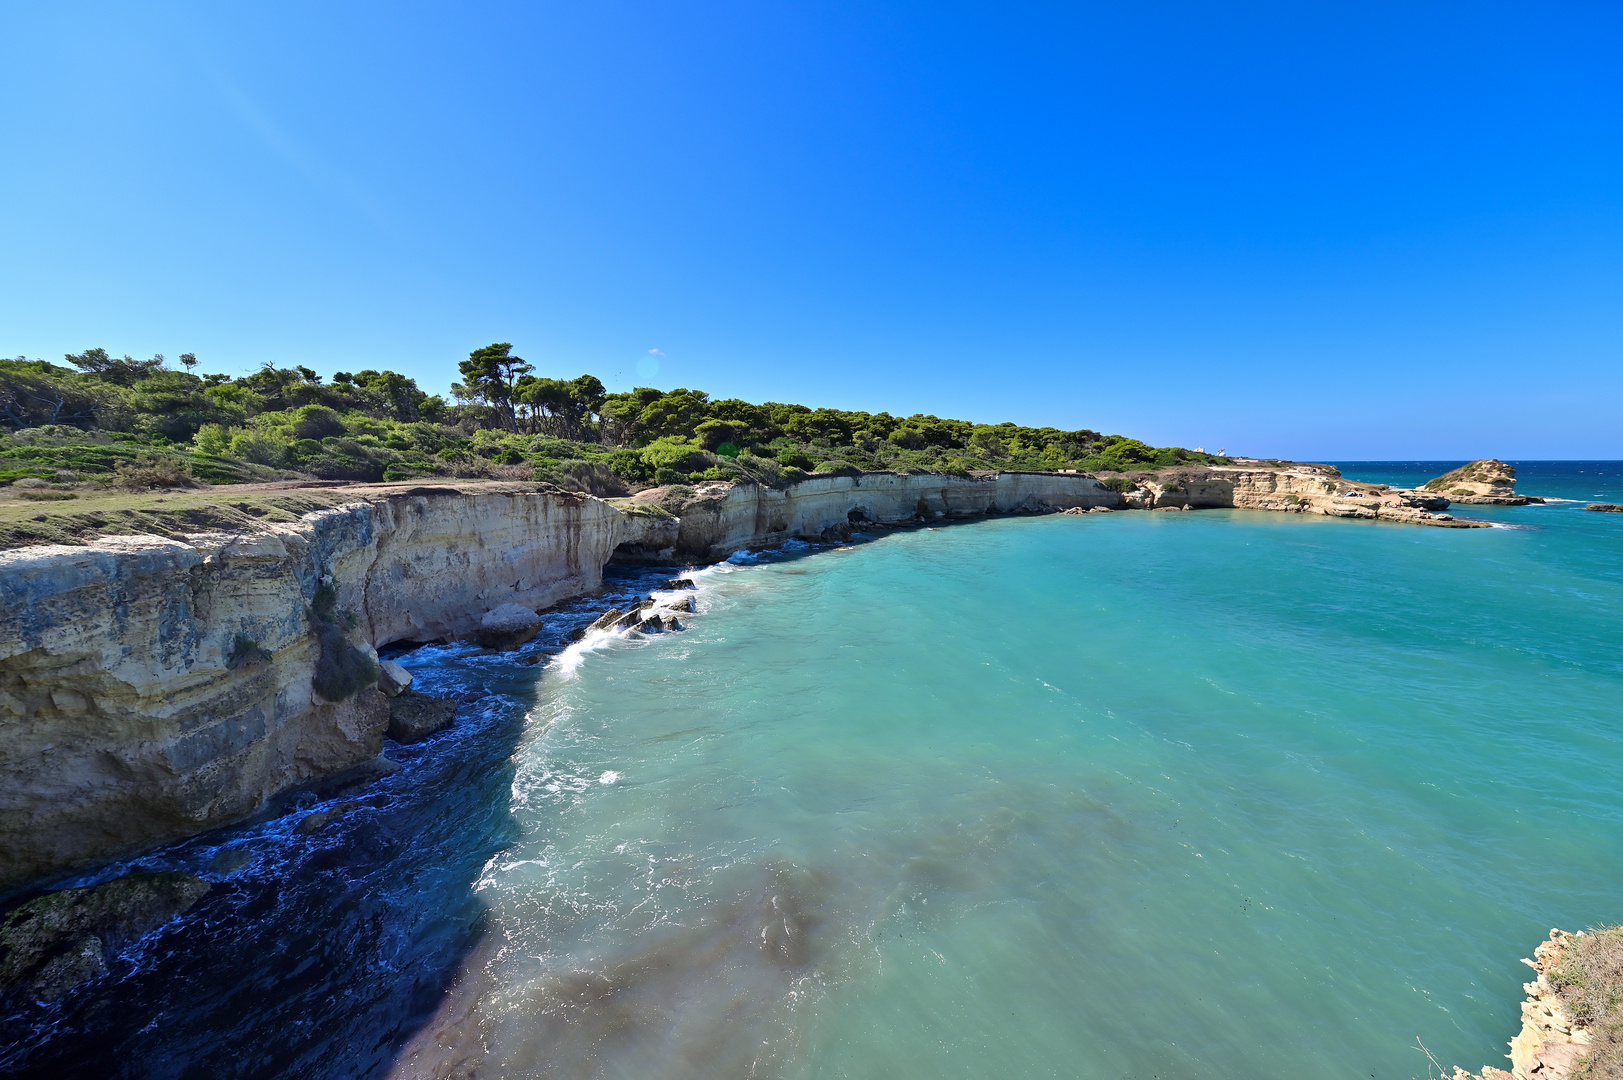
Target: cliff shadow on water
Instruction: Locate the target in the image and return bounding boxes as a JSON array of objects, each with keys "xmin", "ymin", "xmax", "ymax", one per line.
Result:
[{"xmin": 0, "ymin": 566, "xmax": 685, "ymax": 1079}]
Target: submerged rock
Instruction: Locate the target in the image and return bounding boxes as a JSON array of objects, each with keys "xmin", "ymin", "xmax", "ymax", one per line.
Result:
[
  {"xmin": 660, "ymin": 578, "xmax": 698, "ymax": 591},
  {"xmin": 570, "ymin": 608, "xmax": 624, "ymax": 640},
  {"xmin": 386, "ymin": 690, "xmax": 459, "ymax": 744},
  {"xmin": 476, "ymin": 603, "xmax": 544, "ymax": 650},
  {"xmin": 0, "ymin": 871, "xmax": 210, "ymax": 1001}
]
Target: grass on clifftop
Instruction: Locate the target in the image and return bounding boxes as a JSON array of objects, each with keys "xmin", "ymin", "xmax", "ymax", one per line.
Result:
[
  {"xmin": 0, "ymin": 485, "xmax": 360, "ymax": 550},
  {"xmin": 1550, "ymin": 927, "xmax": 1623, "ymax": 1079}
]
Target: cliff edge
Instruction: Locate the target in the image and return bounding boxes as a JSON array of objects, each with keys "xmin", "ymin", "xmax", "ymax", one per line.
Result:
[{"xmin": 1450, "ymin": 928, "xmax": 1619, "ymax": 1080}]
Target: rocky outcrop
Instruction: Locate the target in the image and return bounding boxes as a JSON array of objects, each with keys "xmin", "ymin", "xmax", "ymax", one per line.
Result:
[
  {"xmin": 1449, "ymin": 929, "xmax": 1603, "ymax": 1080},
  {"xmin": 1425, "ymin": 460, "xmax": 1541, "ymax": 505},
  {"xmin": 609, "ymin": 469, "xmax": 1477, "ymax": 563},
  {"xmin": 1587, "ymin": 504, "xmax": 1623, "ymax": 513},
  {"xmin": 385, "ymin": 691, "xmax": 459, "ymax": 744}
]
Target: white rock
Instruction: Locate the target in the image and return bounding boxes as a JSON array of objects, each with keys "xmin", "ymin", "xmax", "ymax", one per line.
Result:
[{"xmin": 378, "ymin": 660, "xmax": 412, "ymax": 697}]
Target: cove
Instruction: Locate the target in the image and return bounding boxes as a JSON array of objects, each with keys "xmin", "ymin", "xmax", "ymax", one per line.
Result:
[
  {"xmin": 5, "ymin": 470, "xmax": 1621, "ymax": 1078},
  {"xmin": 394, "ymin": 495, "xmax": 1623, "ymax": 1078}
]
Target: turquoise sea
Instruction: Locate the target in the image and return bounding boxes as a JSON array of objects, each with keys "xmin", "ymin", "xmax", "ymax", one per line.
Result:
[{"xmin": 5, "ymin": 463, "xmax": 1621, "ymax": 1079}]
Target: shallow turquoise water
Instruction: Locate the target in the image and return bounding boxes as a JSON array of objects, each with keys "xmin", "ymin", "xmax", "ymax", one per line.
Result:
[{"xmin": 464, "ymin": 477, "xmax": 1623, "ymax": 1079}]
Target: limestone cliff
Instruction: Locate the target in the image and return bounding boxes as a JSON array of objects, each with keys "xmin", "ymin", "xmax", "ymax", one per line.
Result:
[
  {"xmin": 0, "ymin": 467, "xmax": 1477, "ymax": 896},
  {"xmin": 614, "ymin": 471, "xmax": 1119, "ymax": 563},
  {"xmin": 0, "ymin": 484, "xmax": 624, "ymax": 895}
]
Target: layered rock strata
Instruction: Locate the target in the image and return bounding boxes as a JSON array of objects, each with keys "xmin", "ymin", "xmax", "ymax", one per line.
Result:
[
  {"xmin": 0, "ymin": 484, "xmax": 623, "ymax": 895},
  {"xmin": 0, "ymin": 467, "xmax": 1477, "ymax": 897}
]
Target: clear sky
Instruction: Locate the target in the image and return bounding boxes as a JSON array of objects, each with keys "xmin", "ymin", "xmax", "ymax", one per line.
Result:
[{"xmin": 3, "ymin": 1, "xmax": 1620, "ymax": 459}]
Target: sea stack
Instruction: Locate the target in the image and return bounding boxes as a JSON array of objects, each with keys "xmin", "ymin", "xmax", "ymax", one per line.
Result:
[{"xmin": 1423, "ymin": 459, "xmax": 1541, "ymax": 505}]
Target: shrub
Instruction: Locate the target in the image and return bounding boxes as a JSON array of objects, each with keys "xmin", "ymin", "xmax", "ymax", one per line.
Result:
[
  {"xmin": 226, "ymin": 634, "xmax": 271, "ymax": 669},
  {"xmin": 113, "ymin": 453, "xmax": 197, "ymax": 491},
  {"xmin": 290, "ymin": 404, "xmax": 346, "ymax": 441},
  {"xmin": 230, "ymin": 430, "xmax": 291, "ymax": 467},
  {"xmin": 778, "ymin": 449, "xmax": 815, "ymax": 471},
  {"xmin": 17, "ymin": 489, "xmax": 77, "ymax": 501},
  {"xmin": 307, "ymin": 581, "xmax": 376, "ymax": 701},
  {"xmin": 1160, "ymin": 481, "xmax": 1180, "ymax": 492},
  {"xmin": 1101, "ymin": 477, "xmax": 1133, "ymax": 493},
  {"xmin": 553, "ymin": 460, "xmax": 628, "ymax": 497},
  {"xmin": 192, "ymin": 423, "xmax": 234, "ymax": 455}
]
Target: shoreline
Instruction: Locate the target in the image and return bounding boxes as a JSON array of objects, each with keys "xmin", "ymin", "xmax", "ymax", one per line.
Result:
[{"xmin": 0, "ymin": 464, "xmax": 1505, "ymax": 899}]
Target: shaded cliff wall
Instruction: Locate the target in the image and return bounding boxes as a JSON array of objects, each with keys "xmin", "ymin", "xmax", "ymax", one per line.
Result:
[{"xmin": 0, "ymin": 489, "xmax": 624, "ymax": 895}]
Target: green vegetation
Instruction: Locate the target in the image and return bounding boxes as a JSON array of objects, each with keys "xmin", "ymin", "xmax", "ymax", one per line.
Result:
[
  {"xmin": 225, "ymin": 635, "xmax": 271, "ymax": 670},
  {"xmin": 308, "ymin": 580, "xmax": 377, "ymax": 702},
  {"xmin": 0, "ymin": 344, "xmax": 1227, "ymax": 501},
  {"xmin": 1548, "ymin": 927, "xmax": 1623, "ymax": 1079}
]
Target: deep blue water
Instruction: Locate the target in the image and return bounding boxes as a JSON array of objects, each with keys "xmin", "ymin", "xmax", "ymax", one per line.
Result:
[{"xmin": 3, "ymin": 463, "xmax": 1621, "ymax": 1079}]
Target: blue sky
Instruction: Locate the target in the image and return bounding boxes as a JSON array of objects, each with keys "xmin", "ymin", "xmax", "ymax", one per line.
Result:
[{"xmin": 3, "ymin": 1, "xmax": 1620, "ymax": 458}]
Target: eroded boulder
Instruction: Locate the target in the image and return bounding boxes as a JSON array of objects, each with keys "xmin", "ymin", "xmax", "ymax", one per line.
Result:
[
  {"xmin": 476, "ymin": 603, "xmax": 543, "ymax": 650},
  {"xmin": 0, "ymin": 871, "xmax": 210, "ymax": 1001},
  {"xmin": 378, "ymin": 659, "xmax": 413, "ymax": 696},
  {"xmin": 386, "ymin": 691, "xmax": 459, "ymax": 744}
]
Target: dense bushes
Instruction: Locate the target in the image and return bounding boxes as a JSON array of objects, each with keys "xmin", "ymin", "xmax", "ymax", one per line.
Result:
[{"xmin": 1, "ymin": 344, "xmax": 1225, "ymax": 493}]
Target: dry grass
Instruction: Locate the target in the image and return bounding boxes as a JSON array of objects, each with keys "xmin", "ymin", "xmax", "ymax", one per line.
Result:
[
  {"xmin": 1550, "ymin": 927, "xmax": 1623, "ymax": 1079},
  {"xmin": 0, "ymin": 479, "xmax": 551, "ymax": 550},
  {"xmin": 0, "ymin": 485, "xmax": 355, "ymax": 549}
]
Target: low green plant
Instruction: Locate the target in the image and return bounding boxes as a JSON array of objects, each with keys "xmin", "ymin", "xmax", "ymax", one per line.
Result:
[
  {"xmin": 1101, "ymin": 477, "xmax": 1133, "ymax": 493},
  {"xmin": 225, "ymin": 634, "xmax": 271, "ymax": 669}
]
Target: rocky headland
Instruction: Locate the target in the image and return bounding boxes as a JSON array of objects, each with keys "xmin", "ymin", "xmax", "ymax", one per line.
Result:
[
  {"xmin": 1424, "ymin": 459, "xmax": 1544, "ymax": 506},
  {"xmin": 0, "ymin": 461, "xmax": 1493, "ymax": 993}
]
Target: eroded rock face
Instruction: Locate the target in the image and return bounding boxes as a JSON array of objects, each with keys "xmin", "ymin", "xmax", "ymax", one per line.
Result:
[
  {"xmin": 0, "ymin": 485, "xmax": 624, "ymax": 896},
  {"xmin": 0, "ymin": 870, "xmax": 210, "ymax": 1001}
]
